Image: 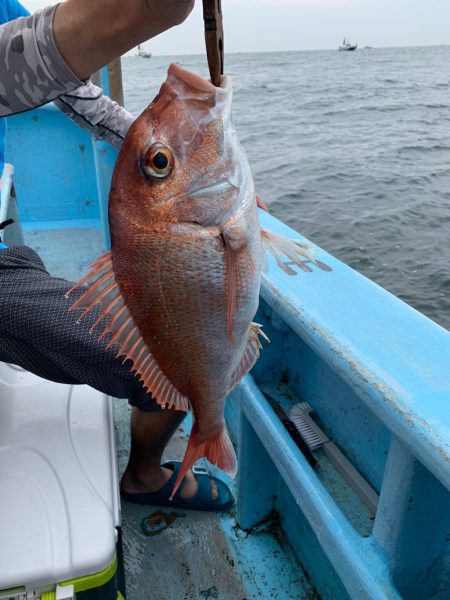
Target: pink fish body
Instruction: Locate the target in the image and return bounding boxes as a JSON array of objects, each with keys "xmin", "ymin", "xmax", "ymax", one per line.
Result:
[{"xmin": 68, "ymin": 64, "xmax": 329, "ymax": 495}]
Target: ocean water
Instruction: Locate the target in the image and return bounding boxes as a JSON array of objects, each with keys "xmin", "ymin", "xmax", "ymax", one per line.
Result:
[{"xmin": 121, "ymin": 47, "xmax": 450, "ymax": 330}]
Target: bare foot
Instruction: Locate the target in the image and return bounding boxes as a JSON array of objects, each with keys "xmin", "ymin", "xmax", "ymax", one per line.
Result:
[{"xmin": 178, "ymin": 467, "xmax": 218, "ymax": 500}]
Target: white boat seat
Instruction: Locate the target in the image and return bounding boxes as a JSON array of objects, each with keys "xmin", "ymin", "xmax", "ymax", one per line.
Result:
[{"xmin": 0, "ymin": 362, "xmax": 120, "ymax": 598}]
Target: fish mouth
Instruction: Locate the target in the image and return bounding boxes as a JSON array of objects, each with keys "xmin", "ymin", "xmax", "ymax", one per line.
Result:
[
  {"xmin": 168, "ymin": 63, "xmax": 231, "ymax": 92},
  {"xmin": 169, "ymin": 63, "xmax": 216, "ymax": 92},
  {"xmin": 189, "ymin": 179, "xmax": 237, "ymax": 198}
]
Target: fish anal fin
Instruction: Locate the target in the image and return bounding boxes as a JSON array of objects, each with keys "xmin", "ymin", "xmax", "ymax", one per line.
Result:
[
  {"xmin": 170, "ymin": 424, "xmax": 237, "ymax": 499},
  {"xmin": 229, "ymin": 322, "xmax": 269, "ymax": 391},
  {"xmin": 66, "ymin": 252, "xmax": 189, "ymax": 413},
  {"xmin": 261, "ymin": 229, "xmax": 331, "ymax": 275}
]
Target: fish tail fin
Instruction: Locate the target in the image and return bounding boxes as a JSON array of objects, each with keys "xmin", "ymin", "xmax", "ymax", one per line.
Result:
[
  {"xmin": 170, "ymin": 425, "xmax": 237, "ymax": 499},
  {"xmin": 261, "ymin": 228, "xmax": 332, "ymax": 275}
]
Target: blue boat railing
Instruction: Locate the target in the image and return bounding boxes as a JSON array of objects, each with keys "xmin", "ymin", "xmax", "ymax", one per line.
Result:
[
  {"xmin": 5, "ymin": 103, "xmax": 450, "ymax": 600},
  {"xmin": 229, "ymin": 211, "xmax": 450, "ymax": 600}
]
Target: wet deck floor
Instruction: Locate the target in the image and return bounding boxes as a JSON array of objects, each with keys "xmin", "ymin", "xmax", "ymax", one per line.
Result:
[
  {"xmin": 114, "ymin": 402, "xmax": 248, "ymax": 600},
  {"xmin": 114, "ymin": 403, "xmax": 317, "ymax": 600}
]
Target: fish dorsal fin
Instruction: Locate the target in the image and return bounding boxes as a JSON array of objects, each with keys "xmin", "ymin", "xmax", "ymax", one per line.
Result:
[
  {"xmin": 66, "ymin": 251, "xmax": 189, "ymax": 412},
  {"xmin": 229, "ymin": 322, "xmax": 269, "ymax": 391},
  {"xmin": 261, "ymin": 228, "xmax": 331, "ymax": 275}
]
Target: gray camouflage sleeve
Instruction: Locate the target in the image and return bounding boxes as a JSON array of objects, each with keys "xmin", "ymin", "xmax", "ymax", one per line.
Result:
[
  {"xmin": 54, "ymin": 82, "xmax": 135, "ymax": 150},
  {"xmin": 0, "ymin": 6, "xmax": 135, "ymax": 148},
  {"xmin": 0, "ymin": 5, "xmax": 84, "ymax": 116}
]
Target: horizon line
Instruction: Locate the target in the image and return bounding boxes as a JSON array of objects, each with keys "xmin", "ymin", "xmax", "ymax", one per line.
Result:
[{"xmin": 124, "ymin": 43, "xmax": 449, "ymax": 58}]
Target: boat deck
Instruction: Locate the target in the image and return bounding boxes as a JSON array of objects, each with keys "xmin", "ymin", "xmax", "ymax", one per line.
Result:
[{"xmin": 25, "ymin": 224, "xmax": 318, "ymax": 600}]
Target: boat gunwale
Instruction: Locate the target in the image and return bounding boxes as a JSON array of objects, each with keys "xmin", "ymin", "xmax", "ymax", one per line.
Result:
[{"xmin": 258, "ymin": 210, "xmax": 450, "ymax": 492}]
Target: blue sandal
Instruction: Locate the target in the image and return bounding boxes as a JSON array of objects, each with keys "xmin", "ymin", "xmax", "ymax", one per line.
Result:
[{"xmin": 120, "ymin": 460, "xmax": 234, "ymax": 512}]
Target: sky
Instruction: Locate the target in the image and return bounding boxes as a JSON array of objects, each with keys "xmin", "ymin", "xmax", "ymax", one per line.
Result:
[{"xmin": 22, "ymin": 0, "xmax": 450, "ymax": 55}]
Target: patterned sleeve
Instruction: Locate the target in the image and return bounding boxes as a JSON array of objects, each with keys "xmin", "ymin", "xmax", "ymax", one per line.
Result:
[
  {"xmin": 54, "ymin": 82, "xmax": 135, "ymax": 150},
  {"xmin": 0, "ymin": 4, "xmax": 135, "ymax": 147},
  {"xmin": 0, "ymin": 5, "xmax": 84, "ymax": 116}
]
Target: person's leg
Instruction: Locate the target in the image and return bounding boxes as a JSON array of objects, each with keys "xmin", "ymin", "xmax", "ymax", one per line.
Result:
[{"xmin": 121, "ymin": 407, "xmax": 218, "ymax": 500}]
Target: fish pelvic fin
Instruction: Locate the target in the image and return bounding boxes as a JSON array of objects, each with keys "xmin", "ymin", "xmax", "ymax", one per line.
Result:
[
  {"xmin": 229, "ymin": 322, "xmax": 269, "ymax": 391},
  {"xmin": 65, "ymin": 251, "xmax": 189, "ymax": 412},
  {"xmin": 170, "ymin": 424, "xmax": 237, "ymax": 499},
  {"xmin": 261, "ymin": 229, "xmax": 331, "ymax": 275}
]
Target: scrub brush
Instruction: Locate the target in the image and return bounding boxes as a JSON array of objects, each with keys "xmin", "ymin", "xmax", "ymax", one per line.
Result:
[{"xmin": 290, "ymin": 402, "xmax": 379, "ymax": 516}]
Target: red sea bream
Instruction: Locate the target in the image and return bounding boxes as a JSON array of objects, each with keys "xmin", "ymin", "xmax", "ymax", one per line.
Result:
[{"xmin": 67, "ymin": 64, "xmax": 329, "ymax": 496}]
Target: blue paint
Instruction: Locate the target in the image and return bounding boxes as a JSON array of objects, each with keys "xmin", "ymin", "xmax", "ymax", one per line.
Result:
[
  {"xmin": 219, "ymin": 508, "xmax": 318, "ymax": 599},
  {"xmin": 5, "ymin": 105, "xmax": 100, "ymax": 224},
  {"xmin": 0, "ymin": 0, "xmax": 29, "ymax": 24},
  {"xmin": 276, "ymin": 475, "xmax": 352, "ymax": 600},
  {"xmin": 236, "ymin": 409, "xmax": 278, "ymax": 530},
  {"xmin": 373, "ymin": 438, "xmax": 450, "ymax": 599},
  {"xmin": 92, "ymin": 140, "xmax": 118, "ymax": 250},
  {"xmin": 20, "ymin": 218, "xmax": 101, "ymax": 231},
  {"xmin": 226, "ymin": 211, "xmax": 450, "ymax": 598},
  {"xmin": 258, "ymin": 210, "xmax": 450, "ymax": 490},
  {"xmin": 231, "ymin": 378, "xmax": 404, "ymax": 600},
  {"xmin": 251, "ymin": 300, "xmax": 391, "ymax": 493}
]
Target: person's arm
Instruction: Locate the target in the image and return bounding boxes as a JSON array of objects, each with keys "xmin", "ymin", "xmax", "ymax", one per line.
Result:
[
  {"xmin": 3, "ymin": 1, "xmax": 134, "ymax": 147},
  {"xmin": 54, "ymin": 0, "xmax": 194, "ymax": 81},
  {"xmin": 0, "ymin": 0, "xmax": 193, "ymax": 117},
  {"xmin": 0, "ymin": 6, "xmax": 83, "ymax": 116},
  {"xmin": 54, "ymin": 82, "xmax": 135, "ymax": 150}
]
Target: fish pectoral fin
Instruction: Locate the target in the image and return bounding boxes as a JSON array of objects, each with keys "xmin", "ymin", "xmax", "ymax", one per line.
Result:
[
  {"xmin": 261, "ymin": 229, "xmax": 332, "ymax": 275},
  {"xmin": 224, "ymin": 238, "xmax": 238, "ymax": 339},
  {"xmin": 66, "ymin": 251, "xmax": 189, "ymax": 412},
  {"xmin": 222, "ymin": 226, "xmax": 255, "ymax": 339},
  {"xmin": 229, "ymin": 322, "xmax": 269, "ymax": 391},
  {"xmin": 170, "ymin": 424, "xmax": 237, "ymax": 499}
]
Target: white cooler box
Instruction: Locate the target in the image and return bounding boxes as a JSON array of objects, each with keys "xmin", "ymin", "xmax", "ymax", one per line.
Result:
[{"xmin": 0, "ymin": 363, "xmax": 125, "ymax": 599}]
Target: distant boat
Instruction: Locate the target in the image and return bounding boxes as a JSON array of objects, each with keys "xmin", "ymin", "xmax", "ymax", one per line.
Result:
[
  {"xmin": 339, "ymin": 38, "xmax": 357, "ymax": 51},
  {"xmin": 137, "ymin": 44, "xmax": 151, "ymax": 59}
]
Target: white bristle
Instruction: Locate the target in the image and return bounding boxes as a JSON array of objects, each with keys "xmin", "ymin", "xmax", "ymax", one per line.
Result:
[{"xmin": 290, "ymin": 403, "xmax": 323, "ymax": 451}]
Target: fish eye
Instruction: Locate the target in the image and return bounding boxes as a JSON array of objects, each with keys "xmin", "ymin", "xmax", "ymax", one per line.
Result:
[{"xmin": 143, "ymin": 143, "xmax": 174, "ymax": 178}]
